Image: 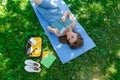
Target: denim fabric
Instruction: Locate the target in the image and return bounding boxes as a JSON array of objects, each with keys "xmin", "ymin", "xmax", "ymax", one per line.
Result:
[{"xmin": 37, "ymin": 0, "xmax": 63, "ymax": 24}]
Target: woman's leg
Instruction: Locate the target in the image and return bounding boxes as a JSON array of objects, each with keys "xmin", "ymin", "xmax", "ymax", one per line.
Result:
[{"xmin": 33, "ymin": 0, "xmax": 42, "ymax": 5}]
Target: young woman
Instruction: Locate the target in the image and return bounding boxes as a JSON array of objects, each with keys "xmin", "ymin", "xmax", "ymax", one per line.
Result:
[{"xmin": 33, "ymin": 0, "xmax": 83, "ymax": 49}]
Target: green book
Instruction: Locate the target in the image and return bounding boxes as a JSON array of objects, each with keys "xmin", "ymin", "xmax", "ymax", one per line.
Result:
[{"xmin": 40, "ymin": 53, "xmax": 56, "ymax": 68}]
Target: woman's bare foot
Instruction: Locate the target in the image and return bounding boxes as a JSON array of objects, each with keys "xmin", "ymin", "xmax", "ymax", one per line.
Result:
[{"xmin": 33, "ymin": 0, "xmax": 42, "ymax": 5}]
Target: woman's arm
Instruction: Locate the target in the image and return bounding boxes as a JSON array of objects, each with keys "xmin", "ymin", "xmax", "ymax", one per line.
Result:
[
  {"xmin": 60, "ymin": 11, "xmax": 77, "ymax": 36},
  {"xmin": 60, "ymin": 21, "xmax": 76, "ymax": 36},
  {"xmin": 62, "ymin": 11, "xmax": 76, "ymax": 28},
  {"xmin": 47, "ymin": 26, "xmax": 61, "ymax": 37},
  {"xmin": 61, "ymin": 11, "xmax": 73, "ymax": 22}
]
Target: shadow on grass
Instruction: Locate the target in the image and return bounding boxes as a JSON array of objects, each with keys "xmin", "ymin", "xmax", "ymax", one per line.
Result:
[
  {"xmin": 0, "ymin": 0, "xmax": 52, "ymax": 80},
  {"xmin": 0, "ymin": 0, "xmax": 120, "ymax": 80}
]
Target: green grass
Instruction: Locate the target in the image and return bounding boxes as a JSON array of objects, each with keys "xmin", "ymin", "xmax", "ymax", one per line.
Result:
[{"xmin": 0, "ymin": 0, "xmax": 120, "ymax": 80}]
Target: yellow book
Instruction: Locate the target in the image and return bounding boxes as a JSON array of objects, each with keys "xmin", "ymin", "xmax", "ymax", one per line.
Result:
[{"xmin": 42, "ymin": 51, "xmax": 53, "ymax": 59}]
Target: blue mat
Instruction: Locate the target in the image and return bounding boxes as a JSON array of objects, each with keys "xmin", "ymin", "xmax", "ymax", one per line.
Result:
[{"xmin": 30, "ymin": 0, "xmax": 96, "ymax": 64}]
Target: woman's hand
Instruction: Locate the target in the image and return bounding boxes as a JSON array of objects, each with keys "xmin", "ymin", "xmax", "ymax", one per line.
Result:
[
  {"xmin": 71, "ymin": 22, "xmax": 76, "ymax": 28},
  {"xmin": 69, "ymin": 15, "xmax": 73, "ymax": 21},
  {"xmin": 61, "ymin": 16, "xmax": 66, "ymax": 22}
]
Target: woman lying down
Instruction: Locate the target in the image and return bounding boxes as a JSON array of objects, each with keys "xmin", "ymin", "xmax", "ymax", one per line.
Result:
[{"xmin": 33, "ymin": 0, "xmax": 83, "ymax": 49}]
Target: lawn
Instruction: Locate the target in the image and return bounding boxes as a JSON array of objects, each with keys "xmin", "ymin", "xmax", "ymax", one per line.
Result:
[{"xmin": 0, "ymin": 0, "xmax": 120, "ymax": 80}]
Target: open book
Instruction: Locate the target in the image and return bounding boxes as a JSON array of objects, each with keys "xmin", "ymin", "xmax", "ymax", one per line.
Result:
[{"xmin": 51, "ymin": 16, "xmax": 72, "ymax": 34}]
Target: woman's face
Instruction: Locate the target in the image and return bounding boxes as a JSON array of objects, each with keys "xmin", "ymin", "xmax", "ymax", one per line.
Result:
[{"xmin": 66, "ymin": 31, "xmax": 78, "ymax": 44}]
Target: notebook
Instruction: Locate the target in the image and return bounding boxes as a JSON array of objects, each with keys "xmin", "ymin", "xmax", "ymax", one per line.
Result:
[{"xmin": 41, "ymin": 53, "xmax": 56, "ymax": 68}]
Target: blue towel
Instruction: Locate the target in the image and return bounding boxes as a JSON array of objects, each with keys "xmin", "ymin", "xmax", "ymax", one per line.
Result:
[{"xmin": 30, "ymin": 0, "xmax": 96, "ymax": 64}]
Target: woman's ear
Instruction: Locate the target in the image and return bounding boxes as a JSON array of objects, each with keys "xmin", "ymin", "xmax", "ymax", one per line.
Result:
[{"xmin": 59, "ymin": 36, "xmax": 68, "ymax": 44}]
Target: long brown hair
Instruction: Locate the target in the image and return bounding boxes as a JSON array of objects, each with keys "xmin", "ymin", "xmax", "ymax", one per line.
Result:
[{"xmin": 59, "ymin": 32, "xmax": 83, "ymax": 49}]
